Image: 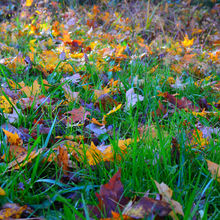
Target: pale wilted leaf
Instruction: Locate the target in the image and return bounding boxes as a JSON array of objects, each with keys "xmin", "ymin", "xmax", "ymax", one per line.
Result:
[
  {"xmin": 154, "ymin": 180, "xmax": 184, "ymax": 217},
  {"xmin": 125, "ymin": 88, "xmax": 144, "ymax": 111},
  {"xmin": 206, "ymin": 160, "xmax": 220, "ymax": 183}
]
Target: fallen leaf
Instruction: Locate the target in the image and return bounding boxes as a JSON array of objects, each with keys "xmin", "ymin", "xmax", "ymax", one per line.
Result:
[
  {"xmin": 0, "ymin": 187, "xmax": 6, "ymax": 196},
  {"xmin": 125, "ymin": 88, "xmax": 144, "ymax": 111},
  {"xmin": 206, "ymin": 160, "xmax": 220, "ymax": 183},
  {"xmin": 158, "ymin": 92, "xmax": 200, "ymax": 112},
  {"xmin": 95, "ymin": 94, "xmax": 118, "ymax": 110},
  {"xmin": 0, "ymin": 203, "xmax": 33, "ymax": 219},
  {"xmin": 1, "ymin": 106, "xmax": 21, "ymax": 123},
  {"xmin": 8, "ymin": 148, "xmax": 44, "ymax": 170},
  {"xmin": 92, "ymin": 169, "xmax": 129, "ymax": 218},
  {"xmin": 86, "ymin": 123, "xmax": 107, "ymax": 137},
  {"xmin": 102, "ymin": 104, "xmax": 122, "ymax": 124},
  {"xmin": 57, "ymin": 145, "xmax": 69, "ymax": 175},
  {"xmin": 154, "ymin": 180, "xmax": 184, "ymax": 217},
  {"xmin": 62, "ymin": 84, "xmax": 79, "ymax": 102},
  {"xmin": 26, "ymin": 0, "xmax": 34, "ymax": 7},
  {"xmin": 66, "ymin": 106, "xmax": 90, "ymax": 124},
  {"xmin": 2, "ymin": 128, "xmax": 23, "ymax": 146},
  {"xmin": 123, "ymin": 196, "xmax": 172, "ymax": 218},
  {"xmin": 20, "ymin": 80, "xmax": 41, "ymax": 97}
]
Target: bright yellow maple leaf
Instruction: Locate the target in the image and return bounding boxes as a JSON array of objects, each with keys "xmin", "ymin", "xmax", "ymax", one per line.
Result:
[
  {"xmin": 70, "ymin": 53, "xmax": 84, "ymax": 59},
  {"xmin": 26, "ymin": 0, "xmax": 33, "ymax": 7},
  {"xmin": 71, "ymin": 142, "xmax": 102, "ymax": 165},
  {"xmin": 181, "ymin": 35, "xmax": 194, "ymax": 48}
]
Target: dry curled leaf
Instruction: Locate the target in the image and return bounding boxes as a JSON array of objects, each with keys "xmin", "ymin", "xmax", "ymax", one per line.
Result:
[
  {"xmin": 206, "ymin": 160, "xmax": 220, "ymax": 183},
  {"xmin": 154, "ymin": 180, "xmax": 184, "ymax": 218}
]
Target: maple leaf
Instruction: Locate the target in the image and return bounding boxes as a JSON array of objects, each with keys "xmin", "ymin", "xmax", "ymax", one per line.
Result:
[
  {"xmin": 66, "ymin": 106, "xmax": 91, "ymax": 125},
  {"xmin": 70, "ymin": 142, "xmax": 102, "ymax": 165},
  {"xmin": 158, "ymin": 92, "xmax": 200, "ymax": 112},
  {"xmin": 90, "ymin": 169, "xmax": 129, "ymax": 218},
  {"xmin": 181, "ymin": 35, "xmax": 194, "ymax": 48}
]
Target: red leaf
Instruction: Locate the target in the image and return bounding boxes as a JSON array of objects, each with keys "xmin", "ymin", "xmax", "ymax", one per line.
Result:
[
  {"xmin": 159, "ymin": 92, "xmax": 200, "ymax": 111},
  {"xmin": 91, "ymin": 169, "xmax": 129, "ymax": 218}
]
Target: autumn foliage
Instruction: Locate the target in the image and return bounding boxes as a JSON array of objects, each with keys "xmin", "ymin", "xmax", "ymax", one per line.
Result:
[{"xmin": 0, "ymin": 0, "xmax": 219, "ymax": 219}]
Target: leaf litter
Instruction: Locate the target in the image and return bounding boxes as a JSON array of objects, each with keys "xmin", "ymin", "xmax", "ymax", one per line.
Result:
[{"xmin": 0, "ymin": 0, "xmax": 219, "ymax": 219}]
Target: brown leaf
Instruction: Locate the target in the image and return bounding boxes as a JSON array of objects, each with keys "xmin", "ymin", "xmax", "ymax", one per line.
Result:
[
  {"xmin": 95, "ymin": 94, "xmax": 118, "ymax": 111},
  {"xmin": 159, "ymin": 92, "xmax": 200, "ymax": 112},
  {"xmin": 66, "ymin": 106, "xmax": 91, "ymax": 124},
  {"xmin": 57, "ymin": 145, "xmax": 69, "ymax": 175},
  {"xmin": 123, "ymin": 197, "xmax": 172, "ymax": 218},
  {"xmin": 0, "ymin": 203, "xmax": 33, "ymax": 219},
  {"xmin": 206, "ymin": 160, "xmax": 220, "ymax": 183}
]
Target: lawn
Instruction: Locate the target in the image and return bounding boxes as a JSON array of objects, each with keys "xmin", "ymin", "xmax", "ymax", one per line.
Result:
[{"xmin": 0, "ymin": 0, "xmax": 219, "ymax": 219}]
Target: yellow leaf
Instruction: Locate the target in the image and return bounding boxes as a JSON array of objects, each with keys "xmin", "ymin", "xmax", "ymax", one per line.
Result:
[
  {"xmin": 206, "ymin": 160, "xmax": 220, "ymax": 183},
  {"xmin": 102, "ymin": 104, "xmax": 122, "ymax": 124},
  {"xmin": 26, "ymin": 0, "xmax": 34, "ymax": 7},
  {"xmin": 0, "ymin": 96, "xmax": 13, "ymax": 113},
  {"xmin": 190, "ymin": 129, "xmax": 209, "ymax": 148},
  {"xmin": 0, "ymin": 187, "xmax": 6, "ymax": 196},
  {"xmin": 2, "ymin": 129, "xmax": 23, "ymax": 146},
  {"xmin": 20, "ymin": 80, "xmax": 41, "ymax": 97},
  {"xmin": 71, "ymin": 142, "xmax": 102, "ymax": 165},
  {"xmin": 94, "ymin": 87, "xmax": 110, "ymax": 100},
  {"xmin": 8, "ymin": 149, "xmax": 43, "ymax": 170},
  {"xmin": 181, "ymin": 35, "xmax": 194, "ymax": 48},
  {"xmin": 70, "ymin": 53, "xmax": 84, "ymax": 59}
]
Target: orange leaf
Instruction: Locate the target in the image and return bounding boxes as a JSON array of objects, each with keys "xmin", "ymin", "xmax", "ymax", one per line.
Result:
[
  {"xmin": 57, "ymin": 145, "xmax": 69, "ymax": 174},
  {"xmin": 0, "ymin": 187, "xmax": 6, "ymax": 196},
  {"xmin": 7, "ymin": 149, "xmax": 43, "ymax": 171},
  {"xmin": 20, "ymin": 80, "xmax": 41, "ymax": 97},
  {"xmin": 2, "ymin": 129, "xmax": 23, "ymax": 146}
]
